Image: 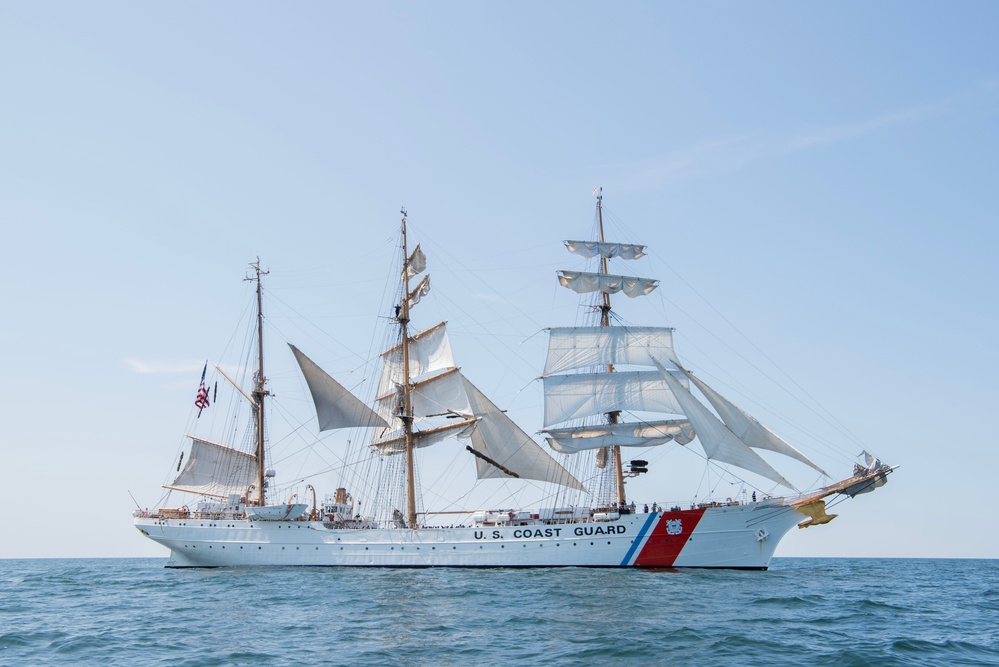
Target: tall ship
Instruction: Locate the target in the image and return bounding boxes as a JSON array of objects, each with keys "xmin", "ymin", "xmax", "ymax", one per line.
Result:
[{"xmin": 134, "ymin": 194, "xmax": 892, "ymax": 568}]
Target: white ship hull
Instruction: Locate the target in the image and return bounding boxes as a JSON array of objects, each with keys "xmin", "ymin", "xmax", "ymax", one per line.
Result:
[{"xmin": 135, "ymin": 502, "xmax": 806, "ymax": 570}]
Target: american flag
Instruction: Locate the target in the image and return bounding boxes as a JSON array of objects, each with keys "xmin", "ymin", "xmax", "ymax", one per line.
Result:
[{"xmin": 195, "ymin": 362, "xmax": 211, "ymax": 411}]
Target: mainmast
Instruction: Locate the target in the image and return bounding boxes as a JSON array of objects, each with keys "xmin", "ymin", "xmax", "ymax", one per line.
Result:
[
  {"xmin": 594, "ymin": 191, "xmax": 628, "ymax": 509},
  {"xmin": 398, "ymin": 208, "xmax": 418, "ymax": 529},
  {"xmin": 247, "ymin": 258, "xmax": 270, "ymax": 506}
]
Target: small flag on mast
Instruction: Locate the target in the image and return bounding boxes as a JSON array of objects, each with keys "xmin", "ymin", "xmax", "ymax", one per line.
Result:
[{"xmin": 195, "ymin": 362, "xmax": 211, "ymax": 413}]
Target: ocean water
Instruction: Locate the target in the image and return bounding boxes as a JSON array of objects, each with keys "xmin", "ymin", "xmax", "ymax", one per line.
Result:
[{"xmin": 1, "ymin": 558, "xmax": 996, "ymax": 667}]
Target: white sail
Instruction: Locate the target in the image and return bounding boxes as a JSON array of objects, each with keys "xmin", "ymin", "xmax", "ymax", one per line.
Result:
[
  {"xmin": 370, "ymin": 418, "xmax": 478, "ymax": 455},
  {"xmin": 557, "ymin": 271, "xmax": 659, "ymax": 298},
  {"xmin": 289, "ymin": 345, "xmax": 388, "ymax": 431},
  {"xmin": 653, "ymin": 360, "xmax": 794, "ymax": 489},
  {"xmin": 166, "ymin": 437, "xmax": 258, "ymax": 498},
  {"xmin": 543, "ymin": 326, "xmax": 679, "ymax": 376},
  {"xmin": 378, "ymin": 321, "xmax": 456, "ymax": 396},
  {"xmin": 405, "ymin": 244, "xmax": 427, "ymax": 278},
  {"xmin": 564, "ymin": 240, "xmax": 647, "ymax": 260},
  {"xmin": 408, "ymin": 275, "xmax": 431, "ymax": 308},
  {"xmin": 376, "ymin": 367, "xmax": 473, "ymax": 426},
  {"xmin": 682, "ymin": 370, "xmax": 828, "ymax": 476},
  {"xmin": 462, "ymin": 378, "xmax": 585, "ymax": 491},
  {"xmin": 542, "ymin": 370, "xmax": 686, "ymax": 427},
  {"xmin": 544, "ymin": 419, "xmax": 694, "ymax": 454}
]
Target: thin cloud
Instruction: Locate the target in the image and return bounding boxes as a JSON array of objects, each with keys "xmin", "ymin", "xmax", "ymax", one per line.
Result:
[
  {"xmin": 605, "ymin": 84, "xmax": 992, "ymax": 191},
  {"xmin": 125, "ymin": 358, "xmax": 206, "ymax": 375},
  {"xmin": 781, "ymin": 99, "xmax": 953, "ymax": 153},
  {"xmin": 125, "ymin": 358, "xmax": 248, "ymax": 385}
]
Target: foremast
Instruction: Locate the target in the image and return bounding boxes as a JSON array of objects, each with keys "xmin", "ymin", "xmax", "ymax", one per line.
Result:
[
  {"xmin": 550, "ymin": 189, "xmax": 662, "ymax": 510},
  {"xmin": 594, "ymin": 193, "xmax": 628, "ymax": 508}
]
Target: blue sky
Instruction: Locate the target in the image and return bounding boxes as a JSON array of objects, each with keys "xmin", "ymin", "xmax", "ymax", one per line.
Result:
[{"xmin": 1, "ymin": 2, "xmax": 996, "ymax": 559}]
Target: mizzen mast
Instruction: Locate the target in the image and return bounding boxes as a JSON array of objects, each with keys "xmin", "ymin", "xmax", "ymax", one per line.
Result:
[{"xmin": 246, "ymin": 258, "xmax": 270, "ymax": 506}]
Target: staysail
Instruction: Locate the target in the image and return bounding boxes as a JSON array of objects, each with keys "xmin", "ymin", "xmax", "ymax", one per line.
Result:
[
  {"xmin": 680, "ymin": 369, "xmax": 827, "ymax": 476},
  {"xmin": 652, "ymin": 359, "xmax": 796, "ymax": 489},
  {"xmin": 290, "ymin": 344, "xmax": 388, "ymax": 431},
  {"xmin": 462, "ymin": 378, "xmax": 585, "ymax": 491}
]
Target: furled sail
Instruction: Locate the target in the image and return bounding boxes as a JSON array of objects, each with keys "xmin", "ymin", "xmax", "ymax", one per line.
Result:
[
  {"xmin": 166, "ymin": 437, "xmax": 258, "ymax": 498},
  {"xmin": 290, "ymin": 345, "xmax": 388, "ymax": 431},
  {"xmin": 462, "ymin": 378, "xmax": 585, "ymax": 491},
  {"xmin": 405, "ymin": 244, "xmax": 426, "ymax": 278},
  {"xmin": 557, "ymin": 271, "xmax": 659, "ymax": 298},
  {"xmin": 543, "ymin": 326, "xmax": 679, "ymax": 376},
  {"xmin": 377, "ymin": 322, "xmax": 455, "ymax": 396},
  {"xmin": 407, "ymin": 275, "xmax": 431, "ymax": 308},
  {"xmin": 564, "ymin": 240, "xmax": 646, "ymax": 260},
  {"xmin": 681, "ymin": 370, "xmax": 828, "ymax": 476},
  {"xmin": 653, "ymin": 360, "xmax": 794, "ymax": 489},
  {"xmin": 544, "ymin": 419, "xmax": 694, "ymax": 454},
  {"xmin": 543, "ymin": 370, "xmax": 686, "ymax": 427},
  {"xmin": 370, "ymin": 418, "xmax": 478, "ymax": 455}
]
